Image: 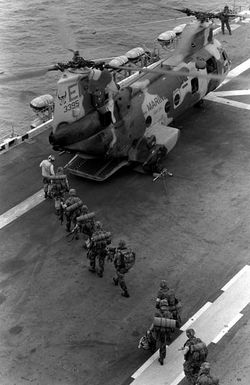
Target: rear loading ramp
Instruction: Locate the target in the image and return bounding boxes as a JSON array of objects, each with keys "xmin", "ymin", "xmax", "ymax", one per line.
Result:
[{"xmin": 65, "ymin": 154, "xmax": 129, "ymax": 181}]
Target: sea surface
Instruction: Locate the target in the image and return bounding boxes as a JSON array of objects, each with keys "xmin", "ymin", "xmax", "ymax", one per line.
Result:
[{"xmin": 0, "ymin": 0, "xmax": 248, "ymax": 139}]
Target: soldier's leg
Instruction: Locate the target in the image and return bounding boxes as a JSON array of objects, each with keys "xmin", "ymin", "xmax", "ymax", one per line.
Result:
[
  {"xmin": 88, "ymin": 250, "xmax": 96, "ymax": 273},
  {"xmin": 159, "ymin": 341, "xmax": 166, "ymax": 365},
  {"xmin": 221, "ymin": 21, "xmax": 225, "ymax": 34},
  {"xmin": 118, "ymin": 271, "xmax": 130, "ymax": 297},
  {"xmin": 97, "ymin": 250, "xmax": 106, "ymax": 277},
  {"xmin": 43, "ymin": 178, "xmax": 49, "ymax": 198},
  {"xmin": 65, "ymin": 214, "xmax": 71, "ymax": 232},
  {"xmin": 226, "ymin": 20, "xmax": 232, "ymax": 35}
]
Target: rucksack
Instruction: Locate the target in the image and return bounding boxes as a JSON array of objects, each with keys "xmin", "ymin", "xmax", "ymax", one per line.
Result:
[{"xmin": 121, "ymin": 248, "xmax": 135, "ymax": 270}]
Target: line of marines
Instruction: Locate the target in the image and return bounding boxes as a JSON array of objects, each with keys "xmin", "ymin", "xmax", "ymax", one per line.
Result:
[
  {"xmin": 40, "ymin": 156, "xmax": 219, "ymax": 383},
  {"xmin": 139, "ymin": 280, "xmax": 219, "ymax": 384},
  {"xmin": 40, "ymin": 156, "xmax": 135, "ymax": 298}
]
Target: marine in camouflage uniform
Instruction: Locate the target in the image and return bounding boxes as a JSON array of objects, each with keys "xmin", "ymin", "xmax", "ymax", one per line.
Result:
[
  {"xmin": 166, "ymin": 289, "xmax": 182, "ymax": 327},
  {"xmin": 156, "ymin": 280, "xmax": 169, "ymax": 308},
  {"xmin": 152, "ymin": 302, "xmax": 174, "ymax": 365},
  {"xmin": 182, "ymin": 329, "xmax": 208, "ymax": 385},
  {"xmin": 195, "ymin": 362, "xmax": 219, "ymax": 385},
  {"xmin": 87, "ymin": 221, "xmax": 108, "ymax": 277},
  {"xmin": 79, "ymin": 205, "xmax": 95, "ymax": 238},
  {"xmin": 113, "ymin": 240, "xmax": 134, "ymax": 298},
  {"xmin": 50, "ymin": 167, "xmax": 69, "ymax": 215},
  {"xmin": 63, "ymin": 189, "xmax": 82, "ymax": 232}
]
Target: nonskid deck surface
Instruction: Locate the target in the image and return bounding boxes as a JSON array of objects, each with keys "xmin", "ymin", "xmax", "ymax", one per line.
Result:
[{"xmin": 1, "ymin": 20, "xmax": 250, "ymax": 385}]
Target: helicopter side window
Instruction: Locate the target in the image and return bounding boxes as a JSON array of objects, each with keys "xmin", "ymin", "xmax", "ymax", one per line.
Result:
[{"xmin": 191, "ymin": 78, "xmax": 199, "ymax": 93}]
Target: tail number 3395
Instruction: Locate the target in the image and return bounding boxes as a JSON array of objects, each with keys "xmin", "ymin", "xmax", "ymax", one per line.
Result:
[{"xmin": 64, "ymin": 100, "xmax": 80, "ymax": 112}]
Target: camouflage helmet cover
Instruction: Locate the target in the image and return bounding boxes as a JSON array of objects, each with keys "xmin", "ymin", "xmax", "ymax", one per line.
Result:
[
  {"xmin": 57, "ymin": 166, "xmax": 64, "ymax": 173},
  {"xmin": 95, "ymin": 221, "xmax": 103, "ymax": 230},
  {"xmin": 186, "ymin": 328, "xmax": 195, "ymax": 337},
  {"xmin": 160, "ymin": 280, "xmax": 168, "ymax": 289},
  {"xmin": 69, "ymin": 188, "xmax": 76, "ymax": 196},
  {"xmin": 118, "ymin": 239, "xmax": 126, "ymax": 248},
  {"xmin": 200, "ymin": 362, "xmax": 211, "ymax": 374},
  {"xmin": 82, "ymin": 205, "xmax": 88, "ymax": 212}
]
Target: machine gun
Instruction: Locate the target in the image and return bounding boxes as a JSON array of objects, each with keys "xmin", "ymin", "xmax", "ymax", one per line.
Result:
[{"xmin": 153, "ymin": 168, "xmax": 173, "ymax": 182}]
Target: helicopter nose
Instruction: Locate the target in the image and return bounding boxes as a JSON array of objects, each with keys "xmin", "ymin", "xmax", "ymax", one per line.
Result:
[{"xmin": 50, "ymin": 111, "xmax": 102, "ymax": 148}]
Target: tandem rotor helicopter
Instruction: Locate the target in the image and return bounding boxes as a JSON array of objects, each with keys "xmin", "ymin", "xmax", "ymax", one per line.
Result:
[{"xmin": 1, "ymin": 7, "xmax": 241, "ymax": 181}]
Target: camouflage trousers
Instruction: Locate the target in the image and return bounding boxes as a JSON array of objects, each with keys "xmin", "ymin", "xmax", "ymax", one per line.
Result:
[
  {"xmin": 88, "ymin": 249, "xmax": 106, "ymax": 274},
  {"xmin": 114, "ymin": 269, "xmax": 128, "ymax": 293},
  {"xmin": 42, "ymin": 177, "xmax": 51, "ymax": 196},
  {"xmin": 183, "ymin": 360, "xmax": 202, "ymax": 385}
]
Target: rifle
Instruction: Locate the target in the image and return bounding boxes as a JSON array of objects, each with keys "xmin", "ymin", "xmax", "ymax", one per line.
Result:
[{"xmin": 66, "ymin": 224, "xmax": 80, "ymax": 240}]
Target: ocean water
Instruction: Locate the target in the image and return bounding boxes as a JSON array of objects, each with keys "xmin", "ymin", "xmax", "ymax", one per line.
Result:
[{"xmin": 0, "ymin": 0, "xmax": 248, "ymax": 138}]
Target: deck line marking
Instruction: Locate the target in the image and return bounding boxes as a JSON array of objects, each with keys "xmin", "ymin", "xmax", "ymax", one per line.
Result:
[
  {"xmin": 131, "ymin": 348, "xmax": 167, "ymax": 379},
  {"xmin": 221, "ymin": 265, "xmax": 250, "ymax": 291},
  {"xmin": 204, "ymin": 94, "xmax": 250, "ymax": 110},
  {"xmin": 215, "ymin": 58, "xmax": 250, "ymax": 89},
  {"xmin": 212, "ymin": 313, "xmax": 243, "ymax": 343},
  {"xmin": 0, "ymin": 189, "xmax": 44, "ymax": 230},
  {"xmin": 214, "ymin": 90, "xmax": 250, "ymax": 97},
  {"xmin": 169, "ymin": 372, "xmax": 185, "ymax": 385},
  {"xmin": 180, "ymin": 302, "xmax": 212, "ymax": 331}
]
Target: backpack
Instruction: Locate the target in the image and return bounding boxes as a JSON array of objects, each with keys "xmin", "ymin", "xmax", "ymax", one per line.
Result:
[
  {"xmin": 191, "ymin": 341, "xmax": 208, "ymax": 362},
  {"xmin": 121, "ymin": 248, "xmax": 135, "ymax": 271}
]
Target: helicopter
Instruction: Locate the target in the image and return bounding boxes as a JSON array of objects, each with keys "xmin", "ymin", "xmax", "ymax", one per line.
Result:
[{"xmin": 2, "ymin": 8, "xmax": 235, "ymax": 181}]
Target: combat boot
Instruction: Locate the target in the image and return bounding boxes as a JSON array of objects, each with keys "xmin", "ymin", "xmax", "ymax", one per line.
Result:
[
  {"xmin": 158, "ymin": 357, "xmax": 164, "ymax": 365},
  {"xmin": 121, "ymin": 290, "xmax": 130, "ymax": 298},
  {"xmin": 97, "ymin": 271, "xmax": 103, "ymax": 278},
  {"xmin": 113, "ymin": 277, "xmax": 118, "ymax": 286},
  {"xmin": 88, "ymin": 267, "xmax": 96, "ymax": 273}
]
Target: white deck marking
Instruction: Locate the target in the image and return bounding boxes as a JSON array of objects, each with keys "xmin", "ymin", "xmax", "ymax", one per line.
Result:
[
  {"xmin": 0, "ymin": 189, "xmax": 44, "ymax": 230},
  {"xmin": 215, "ymin": 58, "xmax": 250, "ymax": 89},
  {"xmin": 132, "ymin": 347, "xmax": 168, "ymax": 379},
  {"xmin": 205, "ymin": 94, "xmax": 250, "ymax": 110},
  {"xmin": 214, "ymin": 90, "xmax": 250, "ymax": 97},
  {"xmin": 131, "ymin": 265, "xmax": 250, "ymax": 385},
  {"xmin": 180, "ymin": 302, "xmax": 212, "ymax": 331},
  {"xmin": 221, "ymin": 265, "xmax": 250, "ymax": 291},
  {"xmin": 212, "ymin": 313, "xmax": 243, "ymax": 343}
]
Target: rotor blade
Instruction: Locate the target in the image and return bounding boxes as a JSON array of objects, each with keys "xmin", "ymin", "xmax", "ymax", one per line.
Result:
[
  {"xmin": 107, "ymin": 64, "xmax": 250, "ymax": 83},
  {"xmin": 0, "ymin": 66, "xmax": 57, "ymax": 85}
]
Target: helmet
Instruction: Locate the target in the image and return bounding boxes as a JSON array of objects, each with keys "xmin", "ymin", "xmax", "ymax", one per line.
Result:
[
  {"xmin": 200, "ymin": 362, "xmax": 210, "ymax": 374},
  {"xmin": 82, "ymin": 205, "xmax": 88, "ymax": 211},
  {"xmin": 160, "ymin": 280, "xmax": 168, "ymax": 289},
  {"xmin": 186, "ymin": 328, "xmax": 195, "ymax": 338},
  {"xmin": 118, "ymin": 239, "xmax": 126, "ymax": 248},
  {"xmin": 48, "ymin": 155, "xmax": 55, "ymax": 162},
  {"xmin": 57, "ymin": 166, "xmax": 64, "ymax": 174},
  {"xmin": 69, "ymin": 188, "xmax": 76, "ymax": 196},
  {"xmin": 95, "ymin": 221, "xmax": 103, "ymax": 230}
]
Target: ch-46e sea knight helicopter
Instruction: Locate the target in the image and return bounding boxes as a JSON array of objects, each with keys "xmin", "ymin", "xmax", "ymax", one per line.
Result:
[{"xmin": 24, "ymin": 9, "xmax": 235, "ymax": 180}]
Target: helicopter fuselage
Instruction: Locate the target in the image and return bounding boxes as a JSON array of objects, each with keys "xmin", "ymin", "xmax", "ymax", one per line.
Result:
[{"xmin": 49, "ymin": 22, "xmax": 230, "ymax": 172}]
